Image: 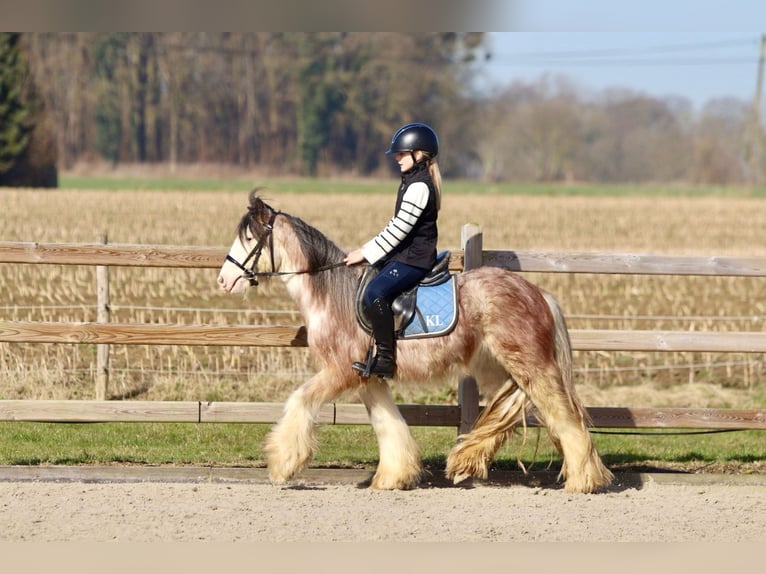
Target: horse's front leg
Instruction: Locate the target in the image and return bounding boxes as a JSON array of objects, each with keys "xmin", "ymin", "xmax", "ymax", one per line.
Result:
[
  {"xmin": 263, "ymin": 369, "xmax": 339, "ymax": 485},
  {"xmin": 358, "ymin": 377, "xmax": 423, "ymax": 490}
]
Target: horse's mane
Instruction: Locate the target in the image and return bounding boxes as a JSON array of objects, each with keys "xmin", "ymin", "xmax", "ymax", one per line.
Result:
[{"xmin": 239, "ymin": 189, "xmax": 358, "ymax": 319}]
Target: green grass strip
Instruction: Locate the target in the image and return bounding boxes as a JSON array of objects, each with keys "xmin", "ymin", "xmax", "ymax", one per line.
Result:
[
  {"xmin": 1, "ymin": 422, "xmax": 762, "ymax": 472},
  {"xmin": 58, "ymin": 175, "xmax": 766, "ymax": 197}
]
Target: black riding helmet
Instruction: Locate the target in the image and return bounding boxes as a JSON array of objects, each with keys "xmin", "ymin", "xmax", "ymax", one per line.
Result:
[{"xmin": 385, "ymin": 123, "xmax": 439, "ymax": 157}]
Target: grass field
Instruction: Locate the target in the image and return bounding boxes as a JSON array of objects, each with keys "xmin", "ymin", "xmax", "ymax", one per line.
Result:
[
  {"xmin": 1, "ymin": 176, "xmax": 765, "ymax": 470},
  {"xmin": 59, "ymin": 172, "xmax": 766, "ymax": 197}
]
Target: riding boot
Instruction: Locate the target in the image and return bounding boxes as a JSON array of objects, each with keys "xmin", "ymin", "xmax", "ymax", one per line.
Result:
[{"xmin": 352, "ymin": 297, "xmax": 397, "ymax": 378}]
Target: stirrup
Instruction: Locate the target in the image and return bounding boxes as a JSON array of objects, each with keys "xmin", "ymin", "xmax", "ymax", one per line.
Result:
[
  {"xmin": 352, "ymin": 357, "xmax": 395, "ymax": 379},
  {"xmin": 352, "ymin": 345, "xmax": 395, "ymax": 379},
  {"xmin": 352, "ymin": 340, "xmax": 376, "ymax": 379}
]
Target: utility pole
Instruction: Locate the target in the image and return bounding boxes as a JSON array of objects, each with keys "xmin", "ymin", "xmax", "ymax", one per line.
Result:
[{"xmin": 746, "ymin": 34, "xmax": 765, "ymax": 184}]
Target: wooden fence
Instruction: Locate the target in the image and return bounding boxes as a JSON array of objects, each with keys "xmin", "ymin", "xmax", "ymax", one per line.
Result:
[{"xmin": 1, "ymin": 225, "xmax": 765, "ymax": 432}]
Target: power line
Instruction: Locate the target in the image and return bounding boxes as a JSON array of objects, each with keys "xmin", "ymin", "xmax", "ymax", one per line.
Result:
[
  {"xmin": 488, "ymin": 37, "xmax": 762, "ymax": 68},
  {"xmin": 488, "ymin": 56, "xmax": 757, "ymax": 68},
  {"xmin": 158, "ymin": 34, "xmax": 762, "ymax": 69},
  {"xmin": 493, "ymin": 37, "xmax": 758, "ymax": 59}
]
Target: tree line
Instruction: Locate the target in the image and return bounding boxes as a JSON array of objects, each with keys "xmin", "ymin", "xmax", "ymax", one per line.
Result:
[{"xmin": 4, "ymin": 32, "xmax": 765, "ymax": 185}]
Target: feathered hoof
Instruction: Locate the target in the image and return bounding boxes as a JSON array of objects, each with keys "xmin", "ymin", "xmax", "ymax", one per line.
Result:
[
  {"xmin": 448, "ymin": 471, "xmax": 473, "ymax": 485},
  {"xmin": 445, "ymin": 445, "xmax": 489, "ymax": 485},
  {"xmin": 266, "ymin": 462, "xmax": 299, "ymax": 486},
  {"xmin": 562, "ymin": 478, "xmax": 612, "ymax": 494},
  {"xmin": 267, "ymin": 472, "xmax": 288, "ymax": 486},
  {"xmin": 561, "ymin": 463, "xmax": 615, "ymax": 494},
  {"xmin": 369, "ymin": 467, "xmax": 423, "ymax": 490},
  {"xmin": 265, "ymin": 448, "xmax": 307, "ymax": 486}
]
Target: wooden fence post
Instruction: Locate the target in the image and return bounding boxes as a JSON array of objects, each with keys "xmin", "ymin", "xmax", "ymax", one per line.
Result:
[
  {"xmin": 457, "ymin": 223, "xmax": 483, "ymax": 434},
  {"xmin": 95, "ymin": 232, "xmax": 110, "ymax": 400},
  {"xmin": 458, "ymin": 377, "xmax": 479, "ymax": 435},
  {"xmin": 461, "ymin": 223, "xmax": 483, "ymax": 271}
]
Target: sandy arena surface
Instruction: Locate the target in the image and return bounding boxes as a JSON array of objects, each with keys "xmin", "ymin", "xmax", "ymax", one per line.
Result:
[{"xmin": 1, "ymin": 467, "xmax": 764, "ymax": 543}]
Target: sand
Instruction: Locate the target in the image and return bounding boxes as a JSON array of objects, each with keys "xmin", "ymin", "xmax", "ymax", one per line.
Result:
[{"xmin": 1, "ymin": 468, "xmax": 764, "ymax": 543}]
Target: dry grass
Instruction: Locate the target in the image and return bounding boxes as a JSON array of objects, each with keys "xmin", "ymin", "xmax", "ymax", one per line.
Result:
[{"xmin": 1, "ymin": 187, "xmax": 765, "ymax": 409}]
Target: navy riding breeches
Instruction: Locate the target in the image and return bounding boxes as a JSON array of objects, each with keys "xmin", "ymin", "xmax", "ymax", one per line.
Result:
[{"xmin": 364, "ymin": 260, "xmax": 428, "ymax": 308}]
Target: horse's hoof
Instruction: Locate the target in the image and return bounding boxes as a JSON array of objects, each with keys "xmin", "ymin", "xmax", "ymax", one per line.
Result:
[
  {"xmin": 450, "ymin": 472, "xmax": 472, "ymax": 485},
  {"xmin": 268, "ymin": 474, "xmax": 288, "ymax": 486},
  {"xmin": 370, "ymin": 469, "xmax": 422, "ymax": 490}
]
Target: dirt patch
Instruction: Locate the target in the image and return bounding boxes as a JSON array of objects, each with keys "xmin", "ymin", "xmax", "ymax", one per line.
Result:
[{"xmin": 1, "ymin": 466, "xmax": 764, "ymax": 542}]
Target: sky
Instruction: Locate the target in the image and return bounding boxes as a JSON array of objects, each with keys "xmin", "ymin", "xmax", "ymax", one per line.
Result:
[
  {"xmin": 508, "ymin": 0, "xmax": 764, "ymax": 32},
  {"xmin": 479, "ymin": 32, "xmax": 764, "ymax": 109},
  {"xmin": 472, "ymin": 1, "xmax": 766, "ymax": 110},
  {"xmin": 3, "ymin": 0, "xmax": 764, "ymax": 112}
]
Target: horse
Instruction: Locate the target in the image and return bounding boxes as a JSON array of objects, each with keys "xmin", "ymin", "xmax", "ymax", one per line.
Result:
[{"xmin": 217, "ymin": 189, "xmax": 614, "ymax": 493}]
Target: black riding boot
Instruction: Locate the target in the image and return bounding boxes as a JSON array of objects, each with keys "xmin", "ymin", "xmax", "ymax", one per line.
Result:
[{"xmin": 352, "ymin": 297, "xmax": 397, "ymax": 379}]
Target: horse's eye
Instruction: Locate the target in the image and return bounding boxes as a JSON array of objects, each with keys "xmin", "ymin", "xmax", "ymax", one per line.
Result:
[{"xmin": 245, "ymin": 235, "xmax": 254, "ymax": 242}]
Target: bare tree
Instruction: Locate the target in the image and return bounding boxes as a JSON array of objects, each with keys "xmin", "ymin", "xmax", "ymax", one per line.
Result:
[
  {"xmin": 692, "ymin": 98, "xmax": 751, "ymax": 184},
  {"xmin": 19, "ymin": 33, "xmax": 758, "ymax": 184}
]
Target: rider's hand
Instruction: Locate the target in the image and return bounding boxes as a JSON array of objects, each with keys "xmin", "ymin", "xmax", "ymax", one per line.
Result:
[{"xmin": 344, "ymin": 249, "xmax": 366, "ymax": 266}]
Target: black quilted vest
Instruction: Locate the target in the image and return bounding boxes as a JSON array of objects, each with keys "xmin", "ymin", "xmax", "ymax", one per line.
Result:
[{"xmin": 387, "ymin": 162, "xmax": 438, "ymax": 270}]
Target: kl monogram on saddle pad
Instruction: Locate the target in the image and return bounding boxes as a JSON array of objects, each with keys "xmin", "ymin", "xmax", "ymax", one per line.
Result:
[{"xmin": 354, "ymin": 251, "xmax": 458, "ymax": 339}]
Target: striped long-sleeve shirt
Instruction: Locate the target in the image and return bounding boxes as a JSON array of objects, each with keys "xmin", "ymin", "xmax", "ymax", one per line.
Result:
[{"xmin": 361, "ymin": 162, "xmax": 438, "ymax": 270}]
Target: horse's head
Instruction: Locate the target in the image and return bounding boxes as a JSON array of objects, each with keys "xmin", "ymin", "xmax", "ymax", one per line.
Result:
[{"xmin": 217, "ymin": 190, "xmax": 279, "ymax": 293}]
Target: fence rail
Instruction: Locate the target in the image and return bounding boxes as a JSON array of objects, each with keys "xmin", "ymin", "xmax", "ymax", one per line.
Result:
[
  {"xmin": 0, "ymin": 241, "xmax": 228, "ymax": 268},
  {"xmin": 482, "ymin": 250, "xmax": 766, "ymax": 276},
  {"xmin": 6, "ymin": 240, "xmax": 766, "ymax": 276},
  {"xmin": 0, "ymin": 400, "xmax": 763, "ymax": 429},
  {"xmin": 1, "ymin": 233, "xmax": 765, "ymax": 431},
  {"xmin": 3, "ymin": 320, "xmax": 766, "ymax": 353}
]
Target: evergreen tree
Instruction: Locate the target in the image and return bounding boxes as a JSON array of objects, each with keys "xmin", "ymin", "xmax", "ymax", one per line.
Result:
[
  {"xmin": 0, "ymin": 33, "xmax": 31, "ymax": 175},
  {"xmin": 93, "ymin": 33, "xmax": 128, "ymax": 165},
  {"xmin": 297, "ymin": 34, "xmax": 345, "ymax": 176}
]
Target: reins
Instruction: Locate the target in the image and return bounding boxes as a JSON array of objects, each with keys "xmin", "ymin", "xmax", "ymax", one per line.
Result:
[{"xmin": 225, "ymin": 209, "xmax": 346, "ymax": 286}]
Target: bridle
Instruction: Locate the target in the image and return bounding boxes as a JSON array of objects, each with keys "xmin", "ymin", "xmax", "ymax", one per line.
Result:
[
  {"xmin": 224, "ymin": 209, "xmax": 279, "ymax": 286},
  {"xmin": 224, "ymin": 209, "xmax": 346, "ymax": 287}
]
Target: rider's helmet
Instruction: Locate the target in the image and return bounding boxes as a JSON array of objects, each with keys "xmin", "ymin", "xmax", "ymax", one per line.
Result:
[{"xmin": 385, "ymin": 123, "xmax": 439, "ymax": 157}]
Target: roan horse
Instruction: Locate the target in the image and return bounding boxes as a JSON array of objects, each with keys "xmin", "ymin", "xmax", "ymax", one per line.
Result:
[{"xmin": 217, "ymin": 190, "xmax": 613, "ymax": 493}]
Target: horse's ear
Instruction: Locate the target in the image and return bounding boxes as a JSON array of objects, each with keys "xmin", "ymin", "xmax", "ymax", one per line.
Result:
[
  {"xmin": 247, "ymin": 188, "xmax": 261, "ymax": 210},
  {"xmin": 247, "ymin": 188, "xmax": 269, "ymax": 218}
]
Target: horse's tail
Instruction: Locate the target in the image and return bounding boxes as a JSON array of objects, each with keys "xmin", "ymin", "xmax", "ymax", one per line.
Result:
[
  {"xmin": 543, "ymin": 290, "xmax": 614, "ymax": 492},
  {"xmin": 542, "ymin": 291, "xmax": 592, "ymax": 427}
]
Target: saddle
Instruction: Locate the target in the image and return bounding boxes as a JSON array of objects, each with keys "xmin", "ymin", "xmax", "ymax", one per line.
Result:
[{"xmin": 354, "ymin": 251, "xmax": 459, "ymax": 340}]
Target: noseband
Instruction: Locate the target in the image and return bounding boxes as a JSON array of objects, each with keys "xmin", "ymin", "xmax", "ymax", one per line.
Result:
[{"xmin": 224, "ymin": 209, "xmax": 346, "ymax": 286}]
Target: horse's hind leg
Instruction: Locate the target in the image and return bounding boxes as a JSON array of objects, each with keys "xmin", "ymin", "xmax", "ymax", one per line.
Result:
[
  {"xmin": 538, "ymin": 292, "xmax": 613, "ymax": 493},
  {"xmin": 358, "ymin": 378, "xmax": 423, "ymax": 490},
  {"xmin": 524, "ymin": 368, "xmax": 613, "ymax": 494},
  {"xmin": 445, "ymin": 368, "xmax": 612, "ymax": 493},
  {"xmin": 446, "ymin": 379, "xmax": 528, "ymax": 483}
]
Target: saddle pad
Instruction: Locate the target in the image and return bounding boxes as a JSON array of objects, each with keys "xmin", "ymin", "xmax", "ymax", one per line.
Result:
[{"xmin": 399, "ymin": 275, "xmax": 459, "ymax": 339}]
